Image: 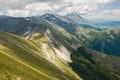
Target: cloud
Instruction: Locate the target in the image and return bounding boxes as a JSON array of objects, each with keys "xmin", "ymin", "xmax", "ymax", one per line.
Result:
[
  {"xmin": 6, "ymin": 10, "xmax": 32, "ymax": 17},
  {"xmin": 83, "ymin": 9, "xmax": 120, "ymax": 20},
  {"xmin": 0, "ymin": 0, "xmax": 119, "ymax": 17}
]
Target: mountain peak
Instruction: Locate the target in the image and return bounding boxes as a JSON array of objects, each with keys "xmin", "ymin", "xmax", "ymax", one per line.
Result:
[
  {"xmin": 64, "ymin": 12, "xmax": 87, "ymax": 25},
  {"xmin": 66, "ymin": 12, "xmax": 83, "ymax": 19},
  {"xmin": 40, "ymin": 14, "xmax": 58, "ymax": 21},
  {"xmin": 41, "ymin": 14, "xmax": 55, "ymax": 18},
  {"xmin": 0, "ymin": 15, "xmax": 11, "ymax": 18}
]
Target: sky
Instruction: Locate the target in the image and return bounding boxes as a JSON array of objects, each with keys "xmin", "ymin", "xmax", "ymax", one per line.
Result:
[{"xmin": 0, "ymin": 0, "xmax": 120, "ymax": 20}]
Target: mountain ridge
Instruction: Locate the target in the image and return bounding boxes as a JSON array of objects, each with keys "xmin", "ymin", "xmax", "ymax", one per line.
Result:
[{"xmin": 0, "ymin": 13, "xmax": 120, "ymax": 80}]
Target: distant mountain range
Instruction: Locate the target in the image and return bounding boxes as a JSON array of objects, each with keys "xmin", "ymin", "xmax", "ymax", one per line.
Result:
[
  {"xmin": 0, "ymin": 13, "xmax": 120, "ymax": 80},
  {"xmin": 0, "ymin": 13, "xmax": 120, "ymax": 55},
  {"xmin": 88, "ymin": 19, "xmax": 120, "ymax": 29}
]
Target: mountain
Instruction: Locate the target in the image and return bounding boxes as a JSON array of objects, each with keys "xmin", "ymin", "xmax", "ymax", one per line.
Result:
[
  {"xmin": 0, "ymin": 31, "xmax": 82, "ymax": 80},
  {"xmin": 39, "ymin": 14, "xmax": 77, "ymax": 35},
  {"xmin": 38, "ymin": 14, "xmax": 120, "ymax": 56},
  {"xmin": 70, "ymin": 47, "xmax": 120, "ymax": 80},
  {"xmin": 89, "ymin": 29, "xmax": 120, "ymax": 56},
  {"xmin": 0, "ymin": 14, "xmax": 120, "ymax": 56},
  {"xmin": 0, "ymin": 14, "xmax": 120, "ymax": 80},
  {"xmin": 88, "ymin": 20, "xmax": 120, "ymax": 28},
  {"xmin": 75, "ymin": 28, "xmax": 120, "ymax": 56},
  {"xmin": 0, "ymin": 15, "xmax": 10, "ymax": 18},
  {"xmin": 96, "ymin": 21, "xmax": 120, "ymax": 28},
  {"xmin": 65, "ymin": 13, "xmax": 86, "ymax": 24},
  {"xmin": 65, "ymin": 13, "xmax": 99, "ymax": 29}
]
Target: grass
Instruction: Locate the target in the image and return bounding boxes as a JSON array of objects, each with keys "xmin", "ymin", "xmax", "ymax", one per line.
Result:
[
  {"xmin": 0, "ymin": 31, "xmax": 82, "ymax": 80},
  {"xmin": 69, "ymin": 47, "xmax": 120, "ymax": 80}
]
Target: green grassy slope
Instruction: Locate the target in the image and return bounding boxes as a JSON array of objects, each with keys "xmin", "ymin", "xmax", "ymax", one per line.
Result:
[
  {"xmin": 69, "ymin": 47, "xmax": 120, "ymax": 80},
  {"xmin": 75, "ymin": 27, "xmax": 120, "ymax": 56},
  {"xmin": 89, "ymin": 29, "xmax": 120, "ymax": 56},
  {"xmin": 0, "ymin": 31, "xmax": 82, "ymax": 80}
]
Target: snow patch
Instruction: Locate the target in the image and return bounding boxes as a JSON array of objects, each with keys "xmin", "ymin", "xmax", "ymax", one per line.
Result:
[
  {"xmin": 25, "ymin": 18, "xmax": 30, "ymax": 21},
  {"xmin": 52, "ymin": 17, "xmax": 55, "ymax": 20}
]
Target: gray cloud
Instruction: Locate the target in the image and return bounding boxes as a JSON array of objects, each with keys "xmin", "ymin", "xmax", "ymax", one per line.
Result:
[
  {"xmin": 0, "ymin": 0, "xmax": 119, "ymax": 18},
  {"xmin": 0, "ymin": 0, "xmax": 61, "ymax": 9},
  {"xmin": 83, "ymin": 9, "xmax": 120, "ymax": 20}
]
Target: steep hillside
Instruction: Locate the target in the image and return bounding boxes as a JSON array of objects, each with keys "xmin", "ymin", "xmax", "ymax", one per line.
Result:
[
  {"xmin": 69, "ymin": 47, "xmax": 120, "ymax": 80},
  {"xmin": 0, "ymin": 31, "xmax": 82, "ymax": 80},
  {"xmin": 75, "ymin": 28, "xmax": 120, "ymax": 56},
  {"xmin": 89, "ymin": 29, "xmax": 120, "ymax": 56}
]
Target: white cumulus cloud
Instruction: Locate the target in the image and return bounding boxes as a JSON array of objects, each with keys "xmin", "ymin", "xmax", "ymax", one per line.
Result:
[
  {"xmin": 0, "ymin": 0, "xmax": 119, "ymax": 21},
  {"xmin": 83, "ymin": 9, "xmax": 120, "ymax": 20}
]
